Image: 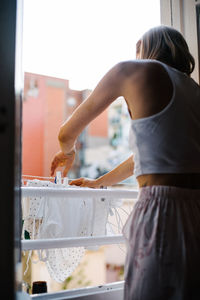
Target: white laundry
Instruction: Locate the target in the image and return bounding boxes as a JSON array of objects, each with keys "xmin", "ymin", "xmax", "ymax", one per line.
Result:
[{"xmin": 22, "ymin": 179, "xmax": 122, "ymax": 282}]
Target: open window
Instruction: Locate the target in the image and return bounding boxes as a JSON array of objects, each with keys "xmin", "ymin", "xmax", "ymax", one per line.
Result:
[
  {"xmin": 21, "ymin": 1, "xmax": 160, "ymax": 297},
  {"xmin": 2, "ymin": 0, "xmax": 200, "ymax": 299}
]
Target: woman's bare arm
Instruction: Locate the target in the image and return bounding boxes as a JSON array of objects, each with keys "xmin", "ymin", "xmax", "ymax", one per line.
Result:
[
  {"xmin": 96, "ymin": 155, "xmax": 134, "ymax": 186},
  {"xmin": 51, "ymin": 60, "xmax": 141, "ymax": 176},
  {"xmin": 70, "ymin": 155, "xmax": 134, "ymax": 188},
  {"xmin": 58, "ymin": 62, "xmax": 125, "ymax": 154}
]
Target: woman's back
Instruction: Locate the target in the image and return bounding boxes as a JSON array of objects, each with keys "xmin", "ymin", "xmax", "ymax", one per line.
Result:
[{"xmin": 123, "ymin": 60, "xmax": 200, "ymax": 188}]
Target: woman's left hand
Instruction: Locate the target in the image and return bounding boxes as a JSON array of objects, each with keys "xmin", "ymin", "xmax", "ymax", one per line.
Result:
[
  {"xmin": 50, "ymin": 150, "xmax": 75, "ymax": 177},
  {"xmin": 69, "ymin": 177, "xmax": 103, "ymax": 188}
]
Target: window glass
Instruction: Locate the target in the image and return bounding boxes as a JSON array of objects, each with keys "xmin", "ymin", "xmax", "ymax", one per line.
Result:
[{"xmin": 23, "ymin": 0, "xmax": 160, "ymax": 186}]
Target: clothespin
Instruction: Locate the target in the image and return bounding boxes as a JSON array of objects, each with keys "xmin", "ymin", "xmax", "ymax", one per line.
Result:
[
  {"xmin": 63, "ymin": 177, "xmax": 69, "ymax": 186},
  {"xmin": 56, "ymin": 171, "xmax": 62, "ymax": 185}
]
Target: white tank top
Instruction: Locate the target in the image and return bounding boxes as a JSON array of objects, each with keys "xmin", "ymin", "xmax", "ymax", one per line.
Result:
[{"xmin": 130, "ymin": 63, "xmax": 200, "ymax": 177}]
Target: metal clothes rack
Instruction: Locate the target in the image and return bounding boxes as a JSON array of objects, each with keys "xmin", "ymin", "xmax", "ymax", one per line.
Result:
[
  {"xmin": 21, "ymin": 186, "xmax": 138, "ymax": 299},
  {"xmin": 22, "ymin": 187, "xmax": 138, "ymax": 250}
]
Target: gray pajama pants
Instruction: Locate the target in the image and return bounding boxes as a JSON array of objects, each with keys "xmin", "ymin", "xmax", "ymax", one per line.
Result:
[{"xmin": 123, "ymin": 186, "xmax": 200, "ymax": 300}]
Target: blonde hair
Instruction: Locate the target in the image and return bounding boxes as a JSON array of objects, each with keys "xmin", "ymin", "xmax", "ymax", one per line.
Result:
[{"xmin": 136, "ymin": 26, "xmax": 195, "ymax": 76}]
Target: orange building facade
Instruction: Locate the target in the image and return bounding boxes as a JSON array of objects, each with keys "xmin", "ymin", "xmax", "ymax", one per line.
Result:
[{"xmin": 22, "ymin": 72, "xmax": 108, "ymax": 177}]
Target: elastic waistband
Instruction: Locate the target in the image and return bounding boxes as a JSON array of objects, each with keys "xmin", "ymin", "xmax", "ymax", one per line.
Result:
[{"xmin": 138, "ymin": 185, "xmax": 200, "ymax": 200}]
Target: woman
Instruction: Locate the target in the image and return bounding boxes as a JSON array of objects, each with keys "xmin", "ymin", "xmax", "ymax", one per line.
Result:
[{"xmin": 51, "ymin": 26, "xmax": 200, "ymax": 299}]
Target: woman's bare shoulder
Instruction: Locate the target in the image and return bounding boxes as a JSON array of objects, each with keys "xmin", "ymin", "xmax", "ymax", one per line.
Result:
[
  {"xmin": 120, "ymin": 60, "xmax": 173, "ymax": 119},
  {"xmin": 117, "ymin": 59, "xmax": 168, "ymax": 78}
]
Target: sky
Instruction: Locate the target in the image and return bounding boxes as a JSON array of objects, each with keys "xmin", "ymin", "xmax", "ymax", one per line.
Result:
[{"xmin": 23, "ymin": 0, "xmax": 160, "ymax": 90}]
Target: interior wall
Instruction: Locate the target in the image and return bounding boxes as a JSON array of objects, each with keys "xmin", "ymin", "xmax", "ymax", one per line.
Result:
[
  {"xmin": 0, "ymin": 0, "xmax": 22, "ymax": 298},
  {"xmin": 15, "ymin": 0, "xmax": 24, "ymax": 296}
]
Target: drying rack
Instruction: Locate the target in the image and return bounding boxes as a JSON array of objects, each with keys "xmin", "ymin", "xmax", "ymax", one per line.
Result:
[{"xmin": 21, "ymin": 185, "xmax": 138, "ymax": 299}]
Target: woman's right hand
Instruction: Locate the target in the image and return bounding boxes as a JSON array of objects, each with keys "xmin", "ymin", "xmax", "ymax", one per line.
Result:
[
  {"xmin": 51, "ymin": 150, "xmax": 75, "ymax": 177},
  {"xmin": 69, "ymin": 177, "xmax": 104, "ymax": 188}
]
